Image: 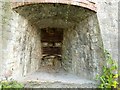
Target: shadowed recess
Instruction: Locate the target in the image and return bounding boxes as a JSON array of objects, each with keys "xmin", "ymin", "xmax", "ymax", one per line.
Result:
[{"xmin": 13, "ymin": 3, "xmax": 95, "ymax": 29}]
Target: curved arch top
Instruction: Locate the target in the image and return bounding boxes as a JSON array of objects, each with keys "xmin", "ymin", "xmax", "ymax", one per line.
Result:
[{"xmin": 11, "ymin": 0, "xmax": 96, "ymax": 12}]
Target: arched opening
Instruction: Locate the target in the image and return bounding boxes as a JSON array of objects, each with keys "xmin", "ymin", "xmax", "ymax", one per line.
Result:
[{"xmin": 3, "ymin": 2, "xmax": 104, "ymax": 87}]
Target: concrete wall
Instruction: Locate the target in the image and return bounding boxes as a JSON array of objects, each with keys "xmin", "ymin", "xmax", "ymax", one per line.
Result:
[
  {"xmin": 0, "ymin": 0, "xmax": 118, "ymax": 83},
  {"xmin": 0, "ymin": 1, "xmax": 2, "ymax": 74},
  {"xmin": 96, "ymin": 1, "xmax": 119, "ymax": 84},
  {"xmin": 96, "ymin": 2, "xmax": 118, "ymax": 61},
  {"xmin": 62, "ymin": 13, "xmax": 105, "ymax": 80},
  {"xmin": 0, "ymin": 2, "xmax": 42, "ymax": 80}
]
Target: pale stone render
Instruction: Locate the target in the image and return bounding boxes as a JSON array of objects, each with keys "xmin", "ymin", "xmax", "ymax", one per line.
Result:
[{"xmin": 0, "ymin": 0, "xmax": 119, "ymax": 87}]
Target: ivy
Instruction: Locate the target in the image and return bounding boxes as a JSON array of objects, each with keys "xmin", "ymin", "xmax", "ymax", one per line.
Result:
[{"xmin": 96, "ymin": 49, "xmax": 119, "ymax": 89}]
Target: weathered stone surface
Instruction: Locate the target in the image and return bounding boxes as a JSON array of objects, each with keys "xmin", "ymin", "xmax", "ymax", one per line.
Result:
[
  {"xmin": 13, "ymin": 3, "xmax": 94, "ymax": 29},
  {"xmin": 96, "ymin": 2, "xmax": 118, "ymax": 61},
  {"xmin": 0, "ymin": 3, "xmax": 42, "ymax": 79},
  {"xmin": 24, "ymin": 81, "xmax": 97, "ymax": 88},
  {"xmin": 0, "ymin": 0, "xmax": 118, "ymax": 87},
  {"xmin": 11, "ymin": 0, "xmax": 97, "ymax": 12},
  {"xmin": 62, "ymin": 13, "xmax": 105, "ymax": 80}
]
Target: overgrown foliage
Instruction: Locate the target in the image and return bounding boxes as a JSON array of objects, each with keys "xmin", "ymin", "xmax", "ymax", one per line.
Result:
[
  {"xmin": 96, "ymin": 49, "xmax": 119, "ymax": 89},
  {"xmin": 0, "ymin": 80, "xmax": 24, "ymax": 89}
]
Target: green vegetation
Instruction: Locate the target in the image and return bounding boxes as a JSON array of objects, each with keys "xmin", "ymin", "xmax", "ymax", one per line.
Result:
[
  {"xmin": 96, "ymin": 49, "xmax": 119, "ymax": 89},
  {"xmin": 0, "ymin": 80, "xmax": 24, "ymax": 89}
]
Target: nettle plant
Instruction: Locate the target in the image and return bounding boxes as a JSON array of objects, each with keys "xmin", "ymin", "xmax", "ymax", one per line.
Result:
[{"xmin": 96, "ymin": 49, "xmax": 119, "ymax": 89}]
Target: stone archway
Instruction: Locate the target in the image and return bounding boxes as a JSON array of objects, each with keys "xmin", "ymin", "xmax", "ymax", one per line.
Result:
[
  {"xmin": 1, "ymin": 1, "xmax": 105, "ymax": 87},
  {"xmin": 11, "ymin": 0, "xmax": 96, "ymax": 12},
  {"xmin": 12, "ymin": 2, "xmax": 104, "ymax": 79}
]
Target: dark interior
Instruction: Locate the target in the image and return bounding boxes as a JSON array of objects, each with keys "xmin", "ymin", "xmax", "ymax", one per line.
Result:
[{"xmin": 41, "ymin": 28, "xmax": 63, "ymax": 60}]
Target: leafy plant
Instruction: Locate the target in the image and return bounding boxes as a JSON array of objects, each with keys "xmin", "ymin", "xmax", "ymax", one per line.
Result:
[
  {"xmin": 96, "ymin": 49, "xmax": 119, "ymax": 89},
  {"xmin": 0, "ymin": 80, "xmax": 24, "ymax": 90}
]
